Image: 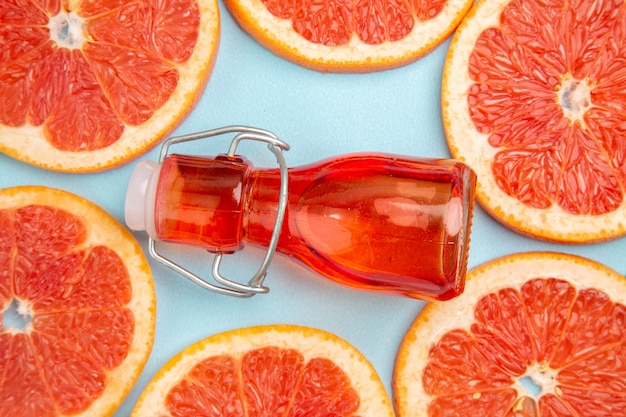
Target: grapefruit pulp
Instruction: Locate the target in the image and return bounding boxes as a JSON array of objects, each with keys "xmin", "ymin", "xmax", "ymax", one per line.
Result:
[
  {"xmin": 224, "ymin": 0, "xmax": 474, "ymax": 72},
  {"xmin": 0, "ymin": 0, "xmax": 219, "ymax": 172},
  {"xmin": 131, "ymin": 324, "xmax": 396, "ymax": 416},
  {"xmin": 442, "ymin": 0, "xmax": 626, "ymax": 242},
  {"xmin": 394, "ymin": 251, "xmax": 626, "ymax": 416},
  {"xmin": 0, "ymin": 186, "xmax": 156, "ymax": 417}
]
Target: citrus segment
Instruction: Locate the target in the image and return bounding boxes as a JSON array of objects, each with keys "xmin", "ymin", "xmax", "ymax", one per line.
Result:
[
  {"xmin": 2, "ymin": 333, "xmax": 58, "ymax": 415},
  {"xmin": 132, "ymin": 324, "xmax": 395, "ymax": 417},
  {"xmin": 224, "ymin": 0, "xmax": 473, "ymax": 72},
  {"xmin": 240, "ymin": 347, "xmax": 303, "ymax": 414},
  {"xmin": 0, "ymin": 186, "xmax": 155, "ymax": 417},
  {"xmin": 442, "ymin": 0, "xmax": 626, "ymax": 242},
  {"xmin": 0, "ymin": 0, "xmax": 219, "ymax": 172},
  {"xmin": 393, "ymin": 252, "xmax": 626, "ymax": 417}
]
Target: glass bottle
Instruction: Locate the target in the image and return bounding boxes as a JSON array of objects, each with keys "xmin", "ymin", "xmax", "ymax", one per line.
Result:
[{"xmin": 126, "ymin": 151, "xmax": 476, "ymax": 300}]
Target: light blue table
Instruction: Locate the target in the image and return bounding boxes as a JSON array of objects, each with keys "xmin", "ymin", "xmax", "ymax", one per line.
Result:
[{"xmin": 1, "ymin": 2, "xmax": 624, "ymax": 415}]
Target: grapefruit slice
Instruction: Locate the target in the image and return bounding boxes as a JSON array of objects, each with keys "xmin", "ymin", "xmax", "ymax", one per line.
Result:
[
  {"xmin": 393, "ymin": 251, "xmax": 626, "ymax": 417},
  {"xmin": 0, "ymin": 0, "xmax": 219, "ymax": 172},
  {"xmin": 224, "ymin": 0, "xmax": 474, "ymax": 72},
  {"xmin": 442, "ymin": 0, "xmax": 626, "ymax": 243},
  {"xmin": 0, "ymin": 186, "xmax": 156, "ymax": 417},
  {"xmin": 131, "ymin": 324, "xmax": 395, "ymax": 416}
]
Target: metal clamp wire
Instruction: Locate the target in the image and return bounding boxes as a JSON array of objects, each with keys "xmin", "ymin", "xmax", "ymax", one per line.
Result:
[{"xmin": 149, "ymin": 126, "xmax": 290, "ymax": 297}]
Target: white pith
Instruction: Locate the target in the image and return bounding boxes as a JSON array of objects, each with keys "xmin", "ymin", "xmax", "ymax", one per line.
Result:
[
  {"xmin": 226, "ymin": 0, "xmax": 475, "ymax": 70},
  {"xmin": 441, "ymin": 0, "xmax": 626, "ymax": 243},
  {"xmin": 131, "ymin": 325, "xmax": 395, "ymax": 417},
  {"xmin": 0, "ymin": 186, "xmax": 156, "ymax": 417},
  {"xmin": 558, "ymin": 76, "xmax": 593, "ymax": 123},
  {"xmin": 2, "ymin": 298, "xmax": 34, "ymax": 334},
  {"xmin": 394, "ymin": 252, "xmax": 626, "ymax": 416},
  {"xmin": 0, "ymin": 0, "xmax": 219, "ymax": 172},
  {"xmin": 48, "ymin": 11, "xmax": 86, "ymax": 50}
]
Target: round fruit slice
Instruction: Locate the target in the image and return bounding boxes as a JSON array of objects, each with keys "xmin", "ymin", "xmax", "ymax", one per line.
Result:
[
  {"xmin": 0, "ymin": 0, "xmax": 219, "ymax": 172},
  {"xmin": 132, "ymin": 324, "xmax": 395, "ymax": 416},
  {"xmin": 224, "ymin": 0, "xmax": 473, "ymax": 72},
  {"xmin": 442, "ymin": 0, "xmax": 626, "ymax": 243},
  {"xmin": 0, "ymin": 186, "xmax": 156, "ymax": 417},
  {"xmin": 393, "ymin": 251, "xmax": 626, "ymax": 417}
]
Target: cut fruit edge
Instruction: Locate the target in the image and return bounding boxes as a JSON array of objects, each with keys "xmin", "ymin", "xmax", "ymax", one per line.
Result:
[
  {"xmin": 0, "ymin": 185, "xmax": 156, "ymax": 417},
  {"xmin": 131, "ymin": 324, "xmax": 395, "ymax": 417},
  {"xmin": 393, "ymin": 251, "xmax": 626, "ymax": 415},
  {"xmin": 0, "ymin": 0, "xmax": 220, "ymax": 173},
  {"xmin": 225, "ymin": 0, "xmax": 474, "ymax": 72},
  {"xmin": 441, "ymin": 0, "xmax": 626, "ymax": 243}
]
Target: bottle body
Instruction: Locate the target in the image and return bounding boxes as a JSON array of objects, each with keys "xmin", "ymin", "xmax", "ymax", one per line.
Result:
[{"xmin": 152, "ymin": 153, "xmax": 476, "ymax": 300}]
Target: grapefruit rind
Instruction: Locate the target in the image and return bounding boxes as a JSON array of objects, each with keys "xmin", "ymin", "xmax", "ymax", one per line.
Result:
[
  {"xmin": 131, "ymin": 324, "xmax": 395, "ymax": 417},
  {"xmin": 441, "ymin": 0, "xmax": 626, "ymax": 243},
  {"xmin": 225, "ymin": 0, "xmax": 474, "ymax": 72},
  {"xmin": 0, "ymin": 0, "xmax": 220, "ymax": 173},
  {"xmin": 0, "ymin": 186, "xmax": 156, "ymax": 417},
  {"xmin": 393, "ymin": 251, "xmax": 626, "ymax": 416}
]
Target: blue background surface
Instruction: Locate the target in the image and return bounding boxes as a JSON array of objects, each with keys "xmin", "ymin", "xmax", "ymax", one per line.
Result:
[{"xmin": 1, "ymin": 2, "xmax": 625, "ymax": 415}]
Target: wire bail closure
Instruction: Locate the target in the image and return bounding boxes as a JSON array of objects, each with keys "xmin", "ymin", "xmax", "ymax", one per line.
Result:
[{"xmin": 149, "ymin": 126, "xmax": 290, "ymax": 298}]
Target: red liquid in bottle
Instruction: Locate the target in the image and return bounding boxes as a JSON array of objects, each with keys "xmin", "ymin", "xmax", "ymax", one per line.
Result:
[{"xmin": 154, "ymin": 153, "xmax": 476, "ymax": 300}]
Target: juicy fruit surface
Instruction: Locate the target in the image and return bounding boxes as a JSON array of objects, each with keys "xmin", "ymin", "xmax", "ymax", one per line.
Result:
[
  {"xmin": 443, "ymin": 0, "xmax": 626, "ymax": 242},
  {"xmin": 166, "ymin": 349, "xmax": 360, "ymax": 416},
  {"xmin": 132, "ymin": 325, "xmax": 395, "ymax": 417},
  {"xmin": 0, "ymin": 186, "xmax": 155, "ymax": 417},
  {"xmin": 394, "ymin": 252, "xmax": 626, "ymax": 417},
  {"xmin": 0, "ymin": 0, "xmax": 218, "ymax": 172},
  {"xmin": 225, "ymin": 0, "xmax": 474, "ymax": 71},
  {"xmin": 261, "ymin": 0, "xmax": 447, "ymax": 46}
]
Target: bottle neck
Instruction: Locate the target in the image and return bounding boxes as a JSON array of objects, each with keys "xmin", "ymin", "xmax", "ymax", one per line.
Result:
[
  {"xmin": 153, "ymin": 153, "xmax": 250, "ymax": 253},
  {"xmin": 243, "ymin": 168, "xmax": 282, "ymax": 247}
]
